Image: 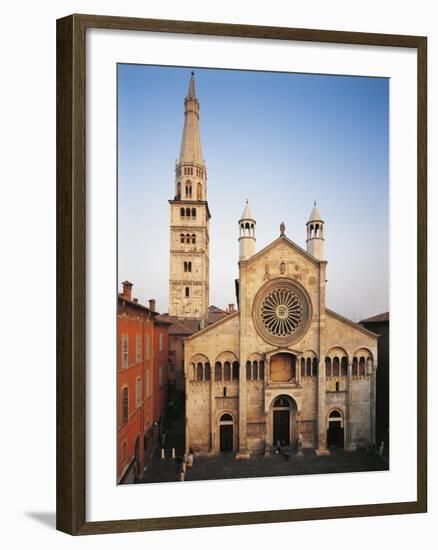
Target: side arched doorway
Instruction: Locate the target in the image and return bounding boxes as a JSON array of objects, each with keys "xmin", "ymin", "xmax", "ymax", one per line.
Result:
[
  {"xmin": 327, "ymin": 410, "xmax": 344, "ymax": 448},
  {"xmin": 219, "ymin": 413, "xmax": 234, "ymax": 452}
]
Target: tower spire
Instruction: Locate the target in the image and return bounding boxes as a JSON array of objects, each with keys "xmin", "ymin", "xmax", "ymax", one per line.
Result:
[
  {"xmin": 179, "ymin": 71, "xmax": 203, "ymax": 163},
  {"xmin": 187, "ymin": 71, "xmax": 196, "ymax": 98}
]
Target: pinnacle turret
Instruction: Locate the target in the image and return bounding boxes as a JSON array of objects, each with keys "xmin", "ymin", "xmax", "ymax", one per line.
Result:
[{"xmin": 306, "ymin": 201, "xmax": 325, "ymax": 260}]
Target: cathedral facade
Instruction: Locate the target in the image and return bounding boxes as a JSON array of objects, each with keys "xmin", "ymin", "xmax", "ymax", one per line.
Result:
[{"xmin": 170, "ymin": 73, "xmax": 379, "ymax": 457}]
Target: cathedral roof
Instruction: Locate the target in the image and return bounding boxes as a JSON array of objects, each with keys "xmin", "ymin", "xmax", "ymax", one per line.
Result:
[
  {"xmin": 326, "ymin": 309, "xmax": 380, "ymax": 339},
  {"xmin": 159, "ymin": 305, "xmax": 231, "ymax": 336},
  {"xmin": 179, "ymin": 72, "xmax": 204, "ymax": 164},
  {"xmin": 185, "ymin": 310, "xmax": 240, "ymax": 341},
  {"xmin": 360, "ymin": 311, "xmax": 389, "ymax": 323}
]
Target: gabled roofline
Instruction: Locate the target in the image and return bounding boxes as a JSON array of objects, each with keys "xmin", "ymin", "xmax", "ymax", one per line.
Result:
[
  {"xmin": 239, "ymin": 234, "xmax": 324, "ymax": 268},
  {"xmin": 185, "ymin": 310, "xmax": 239, "ymax": 341},
  {"xmin": 326, "ymin": 308, "xmax": 380, "ymax": 339}
]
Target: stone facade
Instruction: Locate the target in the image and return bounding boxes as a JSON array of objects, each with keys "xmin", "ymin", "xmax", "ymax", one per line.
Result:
[
  {"xmin": 167, "ymin": 73, "xmax": 379, "ymax": 457},
  {"xmin": 184, "ymin": 229, "xmax": 378, "ymax": 456}
]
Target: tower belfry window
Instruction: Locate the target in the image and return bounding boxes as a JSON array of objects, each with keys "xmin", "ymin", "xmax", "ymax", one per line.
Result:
[{"xmin": 185, "ymin": 287, "xmax": 190, "ymax": 297}]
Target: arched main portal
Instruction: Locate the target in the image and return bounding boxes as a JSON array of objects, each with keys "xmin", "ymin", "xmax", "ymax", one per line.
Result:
[
  {"xmin": 327, "ymin": 409, "xmax": 345, "ymax": 448},
  {"xmin": 271, "ymin": 396, "xmax": 297, "ymax": 447},
  {"xmin": 219, "ymin": 413, "xmax": 234, "ymax": 452}
]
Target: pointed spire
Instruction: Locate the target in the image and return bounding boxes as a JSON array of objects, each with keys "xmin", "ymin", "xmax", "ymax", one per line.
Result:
[
  {"xmin": 187, "ymin": 71, "xmax": 196, "ymax": 98},
  {"xmin": 179, "ymin": 72, "xmax": 203, "ymax": 163},
  {"xmin": 240, "ymin": 199, "xmax": 255, "ymax": 221},
  {"xmin": 308, "ymin": 200, "xmax": 323, "ymax": 222}
]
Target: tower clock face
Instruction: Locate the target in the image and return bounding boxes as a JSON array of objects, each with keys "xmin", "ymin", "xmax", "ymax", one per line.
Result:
[{"xmin": 252, "ymin": 278, "xmax": 312, "ymax": 346}]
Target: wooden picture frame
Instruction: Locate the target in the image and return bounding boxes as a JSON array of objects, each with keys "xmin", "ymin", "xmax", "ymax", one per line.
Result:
[{"xmin": 56, "ymin": 13, "xmax": 427, "ymax": 535}]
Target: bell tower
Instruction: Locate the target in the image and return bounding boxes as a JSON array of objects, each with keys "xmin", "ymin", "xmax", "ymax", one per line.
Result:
[{"xmin": 168, "ymin": 72, "xmax": 210, "ymax": 319}]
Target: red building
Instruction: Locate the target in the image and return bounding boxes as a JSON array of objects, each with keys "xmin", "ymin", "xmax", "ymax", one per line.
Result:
[{"xmin": 117, "ymin": 281, "xmax": 171, "ymax": 483}]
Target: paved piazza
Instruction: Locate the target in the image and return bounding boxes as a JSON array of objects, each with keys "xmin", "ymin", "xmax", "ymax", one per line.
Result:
[{"xmin": 140, "ymin": 448, "xmax": 388, "ymax": 484}]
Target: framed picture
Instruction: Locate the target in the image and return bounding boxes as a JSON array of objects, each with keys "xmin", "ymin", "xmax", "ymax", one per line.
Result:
[{"xmin": 56, "ymin": 14, "xmax": 427, "ymax": 535}]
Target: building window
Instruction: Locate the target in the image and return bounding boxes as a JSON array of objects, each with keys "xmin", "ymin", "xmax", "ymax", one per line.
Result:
[
  {"xmin": 180, "ymin": 207, "xmax": 185, "ymax": 217},
  {"xmin": 145, "ymin": 334, "xmax": 151, "ymax": 359},
  {"xmin": 136, "ymin": 334, "xmax": 141, "ymax": 363},
  {"xmin": 145, "ymin": 368, "xmax": 151, "ymax": 397},
  {"xmin": 223, "ymin": 361, "xmax": 231, "ymax": 381},
  {"xmin": 159, "ymin": 333, "xmax": 163, "ymax": 352},
  {"xmin": 325, "ymin": 357, "xmax": 331, "ymax": 377},
  {"xmin": 196, "ymin": 363, "xmax": 203, "ymax": 381},
  {"xmin": 312, "ymin": 357, "xmax": 318, "ymax": 376},
  {"xmin": 352, "ymin": 357, "xmax": 358, "ymax": 375},
  {"xmin": 341, "ymin": 357, "xmax": 348, "ymax": 376},
  {"xmin": 205, "ymin": 363, "xmax": 211, "ymax": 381},
  {"xmin": 180, "ymin": 234, "xmax": 185, "ymax": 243},
  {"xmin": 215, "ymin": 362, "xmax": 222, "ymax": 381},
  {"xmin": 122, "ymin": 387, "xmax": 128, "ymax": 423},
  {"xmin": 191, "ymin": 208, "xmax": 196, "ymax": 218},
  {"xmin": 188, "ymin": 261, "xmax": 192, "ymax": 272},
  {"xmin": 184, "ymin": 261, "xmax": 188, "ymax": 272},
  {"xmin": 122, "ymin": 335, "xmax": 128, "ymax": 370},
  {"xmin": 136, "ymin": 377, "xmax": 142, "ymax": 407},
  {"xmin": 185, "ymin": 287, "xmax": 190, "ymax": 297},
  {"xmin": 232, "ymin": 361, "xmax": 239, "ymax": 380},
  {"xmin": 336, "ymin": 381, "xmax": 340, "ymax": 392},
  {"xmin": 333, "ymin": 357, "xmax": 340, "ymax": 376},
  {"xmin": 259, "ymin": 361, "xmax": 264, "ymax": 380},
  {"xmin": 191, "ymin": 234, "xmax": 196, "ymax": 244},
  {"xmin": 186, "ymin": 207, "xmax": 191, "ymax": 217}
]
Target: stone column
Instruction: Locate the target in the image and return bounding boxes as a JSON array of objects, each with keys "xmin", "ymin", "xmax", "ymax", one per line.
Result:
[
  {"xmin": 296, "ymin": 355, "xmax": 302, "ymax": 386},
  {"xmin": 209, "ymin": 365, "xmax": 214, "ymax": 452},
  {"xmin": 346, "ymin": 361, "xmax": 353, "ymax": 450},
  {"xmin": 369, "ymin": 360, "xmax": 377, "ymax": 446},
  {"xmin": 236, "ymin": 356, "xmax": 249, "ymax": 458},
  {"xmin": 315, "ymin": 358, "xmax": 329, "ymax": 455}
]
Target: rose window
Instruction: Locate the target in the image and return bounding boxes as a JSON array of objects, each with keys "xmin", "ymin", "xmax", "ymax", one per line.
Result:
[
  {"xmin": 260, "ymin": 287, "xmax": 304, "ymax": 337},
  {"xmin": 253, "ymin": 279, "xmax": 311, "ymax": 345}
]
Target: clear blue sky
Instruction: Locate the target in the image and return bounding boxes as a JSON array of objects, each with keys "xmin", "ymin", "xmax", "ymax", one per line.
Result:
[{"xmin": 118, "ymin": 64, "xmax": 389, "ymax": 321}]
